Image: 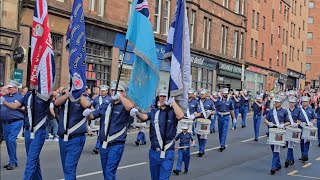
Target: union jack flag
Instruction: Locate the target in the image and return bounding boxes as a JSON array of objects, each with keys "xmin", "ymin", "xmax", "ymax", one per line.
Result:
[
  {"xmin": 30, "ymin": 0, "xmax": 55, "ymax": 101},
  {"xmin": 135, "ymin": 0, "xmax": 150, "ymax": 19}
]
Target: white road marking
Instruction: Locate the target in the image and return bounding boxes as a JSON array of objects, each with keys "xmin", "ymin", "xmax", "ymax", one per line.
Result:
[
  {"xmin": 241, "ymin": 135, "xmax": 267, "ymax": 143},
  {"xmin": 190, "ymin": 145, "xmax": 229, "ymax": 155},
  {"xmin": 303, "ymin": 163, "xmax": 312, "ymax": 168},
  {"xmin": 287, "ymin": 170, "xmax": 298, "ymax": 176},
  {"xmin": 290, "ymin": 175, "xmax": 320, "ymax": 179},
  {"xmin": 58, "ymin": 162, "xmax": 147, "ymax": 180},
  {"xmin": 316, "ymin": 157, "xmax": 320, "ymax": 161}
]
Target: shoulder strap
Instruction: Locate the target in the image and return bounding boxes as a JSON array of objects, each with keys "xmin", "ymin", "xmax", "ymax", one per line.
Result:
[
  {"xmin": 99, "ymin": 96, "xmax": 103, "ymax": 105},
  {"xmin": 27, "ymin": 94, "xmax": 33, "ymax": 129},
  {"xmin": 154, "ymin": 110, "xmax": 163, "ymax": 149},
  {"xmin": 199, "ymin": 100, "xmax": 207, "ymax": 119},
  {"xmin": 286, "ymin": 109, "xmax": 294, "ymax": 125},
  {"xmin": 104, "ymin": 104, "xmax": 112, "ymax": 137},
  {"xmin": 300, "ymin": 107, "xmax": 311, "ymax": 125},
  {"xmin": 273, "ymin": 108, "xmax": 280, "ymax": 126}
]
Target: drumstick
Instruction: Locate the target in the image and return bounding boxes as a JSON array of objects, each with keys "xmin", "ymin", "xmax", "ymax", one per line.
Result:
[{"xmin": 175, "ymin": 144, "xmax": 197, "ymax": 150}]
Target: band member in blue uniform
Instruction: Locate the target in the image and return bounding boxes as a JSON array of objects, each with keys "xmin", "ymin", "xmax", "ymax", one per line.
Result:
[
  {"xmin": 231, "ymin": 91, "xmax": 240, "ymax": 130},
  {"xmin": 173, "ymin": 125, "xmax": 195, "ymax": 175},
  {"xmin": 186, "ymin": 88, "xmax": 200, "ymax": 135},
  {"xmin": 85, "ymin": 81, "xmax": 134, "ymax": 180},
  {"xmin": 0, "ymin": 80, "xmax": 24, "ymax": 170},
  {"xmin": 135, "ymin": 122, "xmax": 147, "ymax": 146},
  {"xmin": 196, "ymin": 89, "xmax": 215, "ymax": 156},
  {"xmin": 264, "ymin": 96, "xmax": 290, "ymax": 175},
  {"xmin": 240, "ymin": 90, "xmax": 250, "ymax": 128},
  {"xmin": 91, "ymin": 85, "xmax": 111, "ymax": 154},
  {"xmin": 315, "ymin": 103, "xmax": 320, "ymax": 147},
  {"xmin": 251, "ymin": 95, "xmax": 263, "ymax": 141},
  {"xmin": 209, "ymin": 91, "xmax": 219, "ymax": 133},
  {"xmin": 131, "ymin": 88, "xmax": 184, "ymax": 180},
  {"xmin": 215, "ymin": 88, "xmax": 236, "ymax": 152},
  {"xmin": 298, "ymin": 96, "xmax": 317, "ymax": 162},
  {"xmin": 55, "ymin": 90, "xmax": 91, "ymax": 180},
  {"xmin": 285, "ymin": 96, "xmax": 301, "ymax": 168}
]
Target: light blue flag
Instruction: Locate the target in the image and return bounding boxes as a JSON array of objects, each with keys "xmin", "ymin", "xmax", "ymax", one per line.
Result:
[
  {"xmin": 126, "ymin": 0, "xmax": 160, "ymax": 112},
  {"xmin": 164, "ymin": 0, "xmax": 191, "ymax": 112}
]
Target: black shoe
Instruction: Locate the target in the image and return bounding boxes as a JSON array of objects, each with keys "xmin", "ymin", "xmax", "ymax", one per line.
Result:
[
  {"xmin": 299, "ymin": 157, "xmax": 303, "ymax": 161},
  {"xmin": 135, "ymin": 141, "xmax": 140, "ymax": 146},
  {"xmin": 289, "ymin": 160, "xmax": 294, "ymax": 165},
  {"xmin": 140, "ymin": 141, "xmax": 146, "ymax": 145},
  {"xmin": 318, "ymin": 144, "xmax": 320, "ymax": 147},
  {"xmin": 183, "ymin": 171, "xmax": 188, "ymax": 174},
  {"xmin": 285, "ymin": 160, "xmax": 289, "ymax": 168},
  {"xmin": 270, "ymin": 169, "xmax": 276, "ymax": 175},
  {"xmin": 212, "ymin": 130, "xmax": 215, "ymax": 133},
  {"xmin": 173, "ymin": 170, "xmax": 180, "ymax": 175},
  {"xmin": 197, "ymin": 152, "xmax": 203, "ymax": 157},
  {"xmin": 276, "ymin": 166, "xmax": 281, "ymax": 171},
  {"xmin": 302, "ymin": 156, "xmax": 308, "ymax": 162},
  {"xmin": 242, "ymin": 125, "xmax": 246, "ymax": 128},
  {"xmin": 282, "ymin": 145, "xmax": 287, "ymax": 148},
  {"xmin": 254, "ymin": 138, "xmax": 258, "ymax": 141},
  {"xmin": 6, "ymin": 164, "xmax": 15, "ymax": 170},
  {"xmin": 93, "ymin": 148, "xmax": 99, "ymax": 154},
  {"xmin": 219, "ymin": 147, "xmax": 224, "ymax": 152},
  {"xmin": 3, "ymin": 164, "xmax": 17, "ymax": 169}
]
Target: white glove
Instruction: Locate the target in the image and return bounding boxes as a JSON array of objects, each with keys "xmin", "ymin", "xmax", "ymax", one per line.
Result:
[
  {"xmin": 82, "ymin": 108, "xmax": 92, "ymax": 117},
  {"xmin": 0, "ymin": 96, "xmax": 5, "ymax": 105},
  {"xmin": 111, "ymin": 91, "xmax": 121, "ymax": 100},
  {"xmin": 308, "ymin": 123, "xmax": 314, "ymax": 127},
  {"xmin": 267, "ymin": 121, "xmax": 274, "ymax": 127},
  {"xmin": 130, "ymin": 108, "xmax": 139, "ymax": 117},
  {"xmin": 291, "ymin": 123, "xmax": 298, "ymax": 128},
  {"xmin": 188, "ymin": 114, "xmax": 195, "ymax": 120},
  {"xmin": 206, "ymin": 110, "xmax": 212, "ymax": 115},
  {"xmin": 277, "ymin": 124, "xmax": 285, "ymax": 129},
  {"xmin": 165, "ymin": 97, "xmax": 175, "ymax": 106},
  {"xmin": 233, "ymin": 118, "xmax": 237, "ymax": 124}
]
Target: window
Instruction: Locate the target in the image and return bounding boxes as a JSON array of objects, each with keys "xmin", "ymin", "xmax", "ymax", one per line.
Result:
[
  {"xmin": 307, "ymin": 32, "xmax": 313, "ymax": 40},
  {"xmin": 223, "ymin": 0, "xmax": 229, "ymax": 8},
  {"xmin": 297, "ymin": 49, "xmax": 300, "ymax": 61},
  {"xmin": 308, "ymin": 16, "xmax": 314, "ymax": 24},
  {"xmin": 290, "ymin": 22, "xmax": 293, "ymax": 37},
  {"xmin": 285, "ymin": 54, "xmax": 287, "ymax": 66},
  {"xmin": 284, "ymin": 6, "xmax": 287, "ymax": 20},
  {"xmin": 239, "ymin": 33, "xmax": 244, "ymax": 59},
  {"xmin": 256, "ymin": 12, "xmax": 259, "ymax": 30},
  {"xmin": 309, "ymin": 1, "xmax": 314, "ymax": 9},
  {"xmin": 190, "ymin": 11, "xmax": 196, "ymax": 43},
  {"xmin": 240, "ymin": 0, "xmax": 245, "ymax": 15},
  {"xmin": 281, "ymin": 52, "xmax": 284, "ymax": 67},
  {"xmin": 191, "ymin": 67, "xmax": 214, "ymax": 92},
  {"xmin": 271, "ymin": 34, "xmax": 273, "ymax": 46},
  {"xmin": 277, "ymin": 51, "xmax": 279, "ymax": 66},
  {"xmin": 250, "ymin": 38, "xmax": 254, "ymax": 57},
  {"xmin": 263, "ymin": 16, "xmax": 266, "ymax": 29},
  {"xmin": 233, "ymin": 31, "xmax": 239, "ymax": 58},
  {"xmin": 235, "ymin": 0, "xmax": 240, "ymax": 13},
  {"xmin": 280, "ymin": 2, "xmax": 282, "ymax": 13},
  {"xmin": 269, "ymin": 58, "xmax": 272, "ymax": 68},
  {"xmin": 163, "ymin": 0, "xmax": 170, "ymax": 35},
  {"xmin": 292, "ymin": 47, "xmax": 295, "ymax": 61},
  {"xmin": 306, "ymin": 63, "xmax": 311, "ymax": 71},
  {"xmin": 0, "ymin": 57, "xmax": 4, "ymax": 86},
  {"xmin": 282, "ymin": 29, "xmax": 285, "ymax": 44},
  {"xmin": 261, "ymin": 43, "xmax": 264, "ymax": 60},
  {"xmin": 293, "ymin": 24, "xmax": 296, "ymax": 38},
  {"xmin": 252, "ymin": 10, "xmax": 255, "ymax": 29},
  {"xmin": 286, "ymin": 30, "xmax": 288, "ymax": 45},
  {"xmin": 303, "ymin": 20, "xmax": 305, "ymax": 30},
  {"xmin": 202, "ymin": 18, "xmax": 211, "ymax": 50},
  {"xmin": 289, "ymin": 46, "xmax": 292, "ymax": 60},
  {"xmin": 220, "ymin": 25, "xmax": 228, "ymax": 55},
  {"xmin": 97, "ymin": 0, "xmax": 105, "ymax": 16},
  {"xmin": 272, "ymin": 9, "xmax": 274, "ymax": 21},
  {"xmin": 300, "ymin": 5, "xmax": 302, "ymax": 16},
  {"xmin": 154, "ymin": 0, "xmax": 162, "ymax": 33},
  {"xmin": 298, "ymin": 27, "xmax": 301, "ymax": 38},
  {"xmin": 307, "ymin": 47, "xmax": 312, "ymax": 55},
  {"xmin": 302, "ymin": 41, "xmax": 304, "ymax": 51},
  {"xmin": 278, "ymin": 26, "xmax": 280, "ymax": 38},
  {"xmin": 255, "ymin": 40, "xmax": 258, "ymax": 58},
  {"xmin": 88, "ymin": 0, "xmax": 95, "ymax": 11}
]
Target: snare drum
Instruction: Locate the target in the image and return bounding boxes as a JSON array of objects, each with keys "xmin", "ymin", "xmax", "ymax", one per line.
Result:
[
  {"xmin": 195, "ymin": 118, "xmax": 211, "ymax": 135},
  {"xmin": 177, "ymin": 119, "xmax": 194, "ymax": 133},
  {"xmin": 285, "ymin": 126, "xmax": 302, "ymax": 143},
  {"xmin": 267, "ymin": 128, "xmax": 286, "ymax": 146},
  {"xmin": 302, "ymin": 125, "xmax": 318, "ymax": 141}
]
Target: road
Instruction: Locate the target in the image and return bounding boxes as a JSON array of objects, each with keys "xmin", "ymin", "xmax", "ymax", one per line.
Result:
[{"xmin": 1, "ymin": 113, "xmax": 320, "ymax": 180}]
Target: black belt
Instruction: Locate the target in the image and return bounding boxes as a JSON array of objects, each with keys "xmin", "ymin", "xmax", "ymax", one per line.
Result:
[
  {"xmin": 59, "ymin": 133, "xmax": 85, "ymax": 140},
  {"xmin": 107, "ymin": 141, "xmax": 125, "ymax": 147},
  {"xmin": 179, "ymin": 147, "xmax": 190, "ymax": 151},
  {"xmin": 151, "ymin": 146, "xmax": 174, "ymax": 151}
]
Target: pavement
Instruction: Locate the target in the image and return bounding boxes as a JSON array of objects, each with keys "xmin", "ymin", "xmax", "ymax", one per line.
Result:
[{"xmin": 1, "ymin": 113, "xmax": 320, "ymax": 180}]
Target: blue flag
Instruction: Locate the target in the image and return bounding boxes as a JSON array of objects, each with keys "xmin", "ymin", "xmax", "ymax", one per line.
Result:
[
  {"xmin": 164, "ymin": 0, "xmax": 191, "ymax": 112},
  {"xmin": 126, "ymin": 0, "xmax": 160, "ymax": 112},
  {"xmin": 66, "ymin": 0, "xmax": 87, "ymax": 101}
]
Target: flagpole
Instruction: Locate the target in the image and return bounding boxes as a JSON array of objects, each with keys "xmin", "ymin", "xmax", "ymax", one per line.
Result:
[
  {"xmin": 104, "ymin": 39, "xmax": 129, "ymax": 144},
  {"xmin": 64, "ymin": 77, "xmax": 72, "ymax": 140},
  {"xmin": 31, "ymin": 89, "xmax": 36, "ymax": 138}
]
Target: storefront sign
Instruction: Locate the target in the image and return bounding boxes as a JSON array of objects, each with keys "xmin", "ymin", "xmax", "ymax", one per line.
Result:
[
  {"xmin": 246, "ymin": 66, "xmax": 268, "ymax": 75},
  {"xmin": 287, "ymin": 69, "xmax": 305, "ymax": 79},
  {"xmin": 13, "ymin": 69, "xmax": 23, "ymax": 84},
  {"xmin": 190, "ymin": 54, "xmax": 204, "ymax": 65},
  {"xmin": 219, "ymin": 62, "xmax": 241, "ymax": 74}
]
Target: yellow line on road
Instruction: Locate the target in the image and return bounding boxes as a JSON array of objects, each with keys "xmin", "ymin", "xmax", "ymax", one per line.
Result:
[
  {"xmin": 302, "ymin": 163, "xmax": 312, "ymax": 168},
  {"xmin": 287, "ymin": 170, "xmax": 298, "ymax": 176}
]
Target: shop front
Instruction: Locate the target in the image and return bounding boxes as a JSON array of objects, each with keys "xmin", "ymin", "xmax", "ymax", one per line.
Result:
[
  {"xmin": 217, "ymin": 62, "xmax": 242, "ymax": 91},
  {"xmin": 245, "ymin": 66, "xmax": 267, "ymax": 95},
  {"xmin": 287, "ymin": 69, "xmax": 305, "ymax": 90},
  {"xmin": 190, "ymin": 54, "xmax": 218, "ymax": 93}
]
